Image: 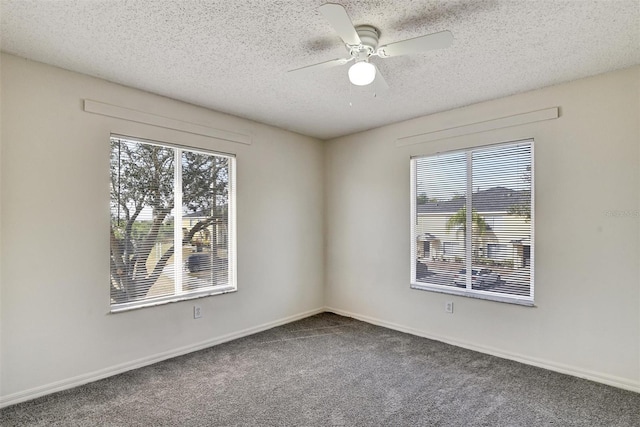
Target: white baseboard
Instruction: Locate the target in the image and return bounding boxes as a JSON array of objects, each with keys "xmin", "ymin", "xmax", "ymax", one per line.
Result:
[
  {"xmin": 0, "ymin": 307, "xmax": 324, "ymax": 408},
  {"xmin": 325, "ymin": 306, "xmax": 640, "ymax": 394}
]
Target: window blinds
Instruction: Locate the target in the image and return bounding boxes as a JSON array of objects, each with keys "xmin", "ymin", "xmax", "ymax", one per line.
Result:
[
  {"xmin": 109, "ymin": 136, "xmax": 236, "ymax": 311},
  {"xmin": 412, "ymin": 140, "xmax": 533, "ymax": 304}
]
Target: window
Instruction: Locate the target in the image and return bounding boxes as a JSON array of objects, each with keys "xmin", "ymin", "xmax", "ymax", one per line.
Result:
[
  {"xmin": 109, "ymin": 135, "xmax": 236, "ymax": 311},
  {"xmin": 411, "ymin": 140, "xmax": 533, "ymax": 305}
]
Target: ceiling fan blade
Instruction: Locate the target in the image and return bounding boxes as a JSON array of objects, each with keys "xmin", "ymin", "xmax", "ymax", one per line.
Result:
[
  {"xmin": 319, "ymin": 3, "xmax": 361, "ymax": 46},
  {"xmin": 376, "ymin": 30, "xmax": 453, "ymax": 58},
  {"xmin": 288, "ymin": 57, "xmax": 351, "ymax": 75}
]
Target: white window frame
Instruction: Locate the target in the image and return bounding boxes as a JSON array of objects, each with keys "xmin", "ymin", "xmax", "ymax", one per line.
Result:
[
  {"xmin": 109, "ymin": 135, "xmax": 237, "ymax": 313},
  {"xmin": 410, "ymin": 139, "xmax": 534, "ymax": 306}
]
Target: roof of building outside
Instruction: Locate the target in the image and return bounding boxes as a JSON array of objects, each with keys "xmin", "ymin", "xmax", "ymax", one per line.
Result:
[{"xmin": 417, "ymin": 186, "xmax": 530, "ymax": 214}]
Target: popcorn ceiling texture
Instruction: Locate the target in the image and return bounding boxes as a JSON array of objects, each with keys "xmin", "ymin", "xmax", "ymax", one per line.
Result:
[{"xmin": 1, "ymin": 0, "xmax": 639, "ymax": 139}]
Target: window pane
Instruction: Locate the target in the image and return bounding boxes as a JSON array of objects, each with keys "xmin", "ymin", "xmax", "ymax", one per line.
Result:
[
  {"xmin": 182, "ymin": 152, "xmax": 230, "ymax": 291},
  {"xmin": 471, "ymin": 143, "xmax": 532, "ymax": 296},
  {"xmin": 110, "ymin": 138, "xmax": 176, "ymax": 304},
  {"xmin": 415, "ymin": 152, "xmax": 467, "ymax": 288}
]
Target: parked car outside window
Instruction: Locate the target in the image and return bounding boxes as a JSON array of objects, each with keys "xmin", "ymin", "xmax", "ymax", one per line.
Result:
[{"xmin": 453, "ymin": 268, "xmax": 501, "ymax": 288}]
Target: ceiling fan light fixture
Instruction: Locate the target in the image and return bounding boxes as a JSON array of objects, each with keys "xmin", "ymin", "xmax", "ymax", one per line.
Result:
[{"xmin": 348, "ymin": 61, "xmax": 376, "ymax": 86}]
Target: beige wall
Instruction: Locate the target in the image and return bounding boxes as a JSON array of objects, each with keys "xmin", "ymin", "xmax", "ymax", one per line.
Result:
[
  {"xmin": 325, "ymin": 66, "xmax": 640, "ymax": 391},
  {"xmin": 0, "ymin": 54, "xmax": 325, "ymax": 403},
  {"xmin": 1, "ymin": 53, "xmax": 638, "ymax": 403}
]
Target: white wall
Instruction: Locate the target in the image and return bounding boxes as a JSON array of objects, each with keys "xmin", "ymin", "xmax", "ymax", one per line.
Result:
[
  {"xmin": 325, "ymin": 66, "xmax": 640, "ymax": 392},
  {"xmin": 0, "ymin": 54, "xmax": 325, "ymax": 404},
  {"xmin": 1, "ymin": 53, "xmax": 638, "ymax": 405}
]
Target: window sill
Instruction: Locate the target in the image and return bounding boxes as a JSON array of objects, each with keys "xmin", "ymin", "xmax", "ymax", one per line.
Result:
[
  {"xmin": 410, "ymin": 282, "xmax": 534, "ymax": 307},
  {"xmin": 109, "ymin": 285, "xmax": 237, "ymax": 314}
]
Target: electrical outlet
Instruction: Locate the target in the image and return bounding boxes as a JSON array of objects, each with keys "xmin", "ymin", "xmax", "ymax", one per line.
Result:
[
  {"xmin": 445, "ymin": 301, "xmax": 454, "ymax": 314},
  {"xmin": 194, "ymin": 305, "xmax": 202, "ymax": 319}
]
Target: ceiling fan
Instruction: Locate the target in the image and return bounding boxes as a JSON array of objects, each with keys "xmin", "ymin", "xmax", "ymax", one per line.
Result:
[{"xmin": 289, "ymin": 3, "xmax": 453, "ymax": 88}]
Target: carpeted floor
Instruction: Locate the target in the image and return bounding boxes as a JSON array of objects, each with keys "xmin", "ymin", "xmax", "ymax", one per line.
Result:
[{"xmin": 1, "ymin": 313, "xmax": 639, "ymax": 426}]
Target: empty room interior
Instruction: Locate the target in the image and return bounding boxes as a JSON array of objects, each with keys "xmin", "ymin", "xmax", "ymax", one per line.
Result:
[{"xmin": 1, "ymin": 0, "xmax": 639, "ymax": 425}]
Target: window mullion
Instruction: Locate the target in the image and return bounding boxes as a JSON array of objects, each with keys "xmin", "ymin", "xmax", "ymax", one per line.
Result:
[
  {"xmin": 174, "ymin": 149, "xmax": 183, "ymax": 294},
  {"xmin": 465, "ymin": 151, "xmax": 473, "ymax": 290}
]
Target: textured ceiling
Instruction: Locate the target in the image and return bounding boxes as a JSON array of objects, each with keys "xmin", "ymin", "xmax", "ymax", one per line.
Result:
[{"xmin": 1, "ymin": 0, "xmax": 639, "ymax": 140}]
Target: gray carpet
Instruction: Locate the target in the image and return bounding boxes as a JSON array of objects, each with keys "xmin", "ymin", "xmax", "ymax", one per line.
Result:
[{"xmin": 1, "ymin": 313, "xmax": 639, "ymax": 426}]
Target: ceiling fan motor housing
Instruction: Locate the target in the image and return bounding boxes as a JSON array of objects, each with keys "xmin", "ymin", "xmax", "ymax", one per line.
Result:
[{"xmin": 350, "ymin": 25, "xmax": 379, "ymax": 60}]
